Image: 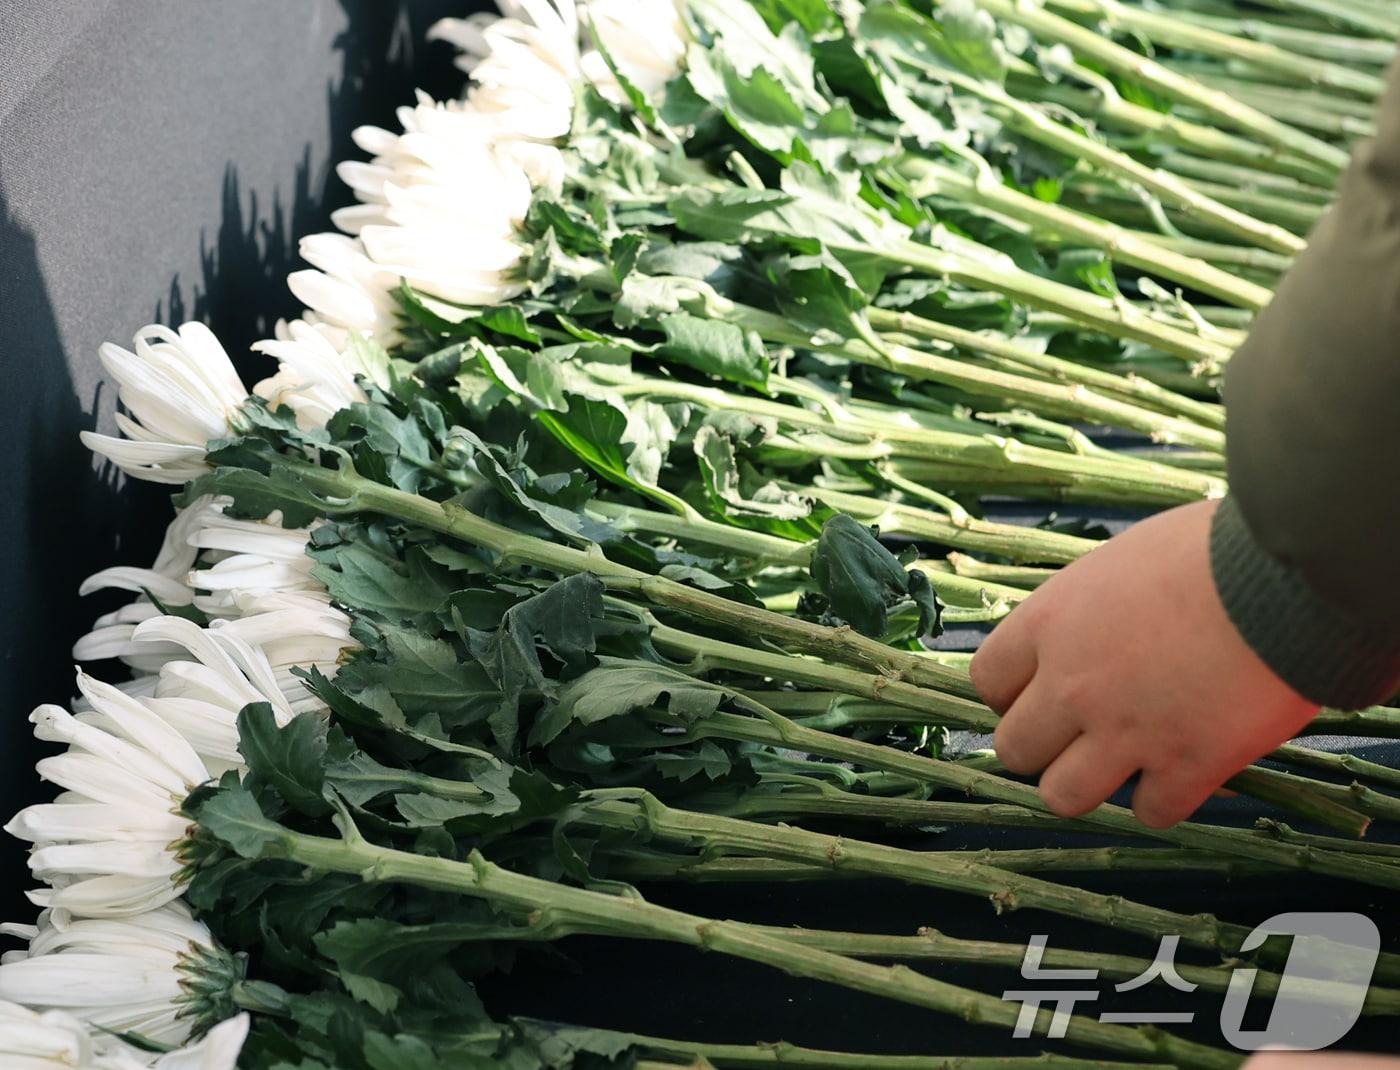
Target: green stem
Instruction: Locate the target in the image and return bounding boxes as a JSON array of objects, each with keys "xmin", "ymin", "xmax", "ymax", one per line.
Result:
[
  {"xmin": 1113, "ymin": 233, "xmax": 1294, "ymax": 274},
  {"xmin": 933, "ymin": 554, "xmax": 1057, "ymax": 589},
  {"xmin": 1001, "ymin": 66, "xmax": 1336, "ymax": 188},
  {"xmin": 1272, "ymin": 743, "xmax": 1400, "ymax": 792},
  {"xmin": 1223, "ymin": 767, "xmax": 1372, "ymax": 838},
  {"xmin": 578, "ymin": 795, "xmax": 1335, "ymax": 973},
  {"xmin": 255, "ymin": 828, "xmax": 1240, "ymax": 1069},
  {"xmin": 1242, "ymin": 0, "xmax": 1399, "ymax": 39},
  {"xmin": 1154, "ymin": 153, "xmax": 1333, "ymax": 203},
  {"xmin": 609, "ymin": 846, "xmax": 1273, "ymax": 878},
  {"xmin": 686, "ymin": 706, "xmax": 1400, "ymax": 895},
  {"xmin": 649, "ymin": 622, "xmax": 992, "ymax": 726},
  {"xmin": 1233, "ymin": 765, "xmax": 1400, "ymax": 826},
  {"xmin": 278, "ymin": 456, "xmax": 982, "ymax": 701},
  {"xmin": 1045, "ymin": 0, "xmax": 1384, "ymax": 97},
  {"xmin": 732, "ymin": 928, "xmax": 1400, "ymax": 1018},
  {"xmin": 1166, "ymin": 7, "xmax": 1396, "ymax": 65},
  {"xmin": 789, "ymin": 480, "xmax": 1098, "ymax": 565},
  {"xmin": 607, "ymin": 375, "xmax": 1226, "ymax": 505},
  {"xmin": 894, "ymin": 157, "xmax": 1272, "ymax": 310},
  {"xmin": 633, "ymin": 1046, "xmax": 1173, "ymax": 1070},
  {"xmin": 962, "ymin": 0, "xmax": 1350, "ymax": 173},
  {"xmin": 895, "ymin": 238, "xmax": 1235, "ymax": 364},
  {"xmin": 1307, "ymin": 705, "xmax": 1400, "ymax": 738},
  {"xmin": 864, "ymin": 306, "xmax": 1227, "ymax": 428}
]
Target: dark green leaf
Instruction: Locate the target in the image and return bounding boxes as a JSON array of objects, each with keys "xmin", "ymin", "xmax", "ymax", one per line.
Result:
[{"xmin": 237, "ymin": 705, "xmax": 331, "ymax": 817}]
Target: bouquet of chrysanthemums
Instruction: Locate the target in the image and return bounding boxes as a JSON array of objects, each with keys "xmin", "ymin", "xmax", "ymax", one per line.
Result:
[{"xmin": 4, "ymin": 0, "xmax": 1398, "ymax": 1066}]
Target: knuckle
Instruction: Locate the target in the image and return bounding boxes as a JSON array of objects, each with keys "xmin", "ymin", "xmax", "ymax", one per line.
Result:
[
  {"xmin": 1050, "ymin": 674, "xmax": 1094, "ymax": 713},
  {"xmin": 1038, "ymin": 777, "xmax": 1094, "ymax": 818},
  {"xmin": 992, "ymin": 726, "xmax": 1034, "ymax": 775}
]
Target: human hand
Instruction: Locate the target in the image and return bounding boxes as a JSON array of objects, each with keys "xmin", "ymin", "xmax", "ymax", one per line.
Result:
[
  {"xmin": 1244, "ymin": 1053, "xmax": 1400, "ymax": 1070},
  {"xmin": 970, "ymin": 499, "xmax": 1320, "ymax": 827}
]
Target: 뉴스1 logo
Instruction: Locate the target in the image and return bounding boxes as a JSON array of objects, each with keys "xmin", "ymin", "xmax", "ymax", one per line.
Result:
[{"xmin": 1002, "ymin": 911, "xmax": 1380, "ymax": 1050}]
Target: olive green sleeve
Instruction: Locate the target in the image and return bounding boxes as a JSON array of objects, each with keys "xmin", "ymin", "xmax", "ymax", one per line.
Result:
[{"xmin": 1209, "ymin": 62, "xmax": 1400, "ymax": 711}]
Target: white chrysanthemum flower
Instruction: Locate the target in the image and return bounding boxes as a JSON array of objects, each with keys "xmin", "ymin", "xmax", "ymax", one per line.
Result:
[
  {"xmin": 0, "ymin": 906, "xmax": 237, "ymax": 1050},
  {"xmin": 73, "ymin": 499, "xmax": 324, "ymax": 673},
  {"xmin": 579, "ymin": 0, "xmax": 689, "ymax": 101},
  {"xmin": 80, "ymin": 325, "xmax": 246, "ymax": 485},
  {"xmin": 8, "ymin": 675, "xmax": 209, "ymax": 918},
  {"xmin": 282, "ymin": 233, "xmax": 404, "ymax": 347},
  {"xmin": 210, "ymin": 592, "xmax": 354, "ymax": 682},
  {"xmin": 430, "ymin": 1, "xmax": 582, "ymax": 139},
  {"xmin": 0, "ymin": 1000, "xmax": 247, "ymax": 1070},
  {"xmin": 252, "ymin": 316, "xmax": 387, "ymax": 429}
]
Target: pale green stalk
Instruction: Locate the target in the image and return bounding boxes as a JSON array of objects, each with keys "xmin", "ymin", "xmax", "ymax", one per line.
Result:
[
  {"xmin": 244, "ymin": 825, "xmax": 1240, "ymax": 1068},
  {"xmin": 957, "ymin": 0, "xmax": 1351, "ymax": 172}
]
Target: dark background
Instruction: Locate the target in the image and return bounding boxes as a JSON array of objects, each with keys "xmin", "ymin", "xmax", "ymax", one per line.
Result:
[
  {"xmin": 0, "ymin": 0, "xmax": 461, "ymax": 919},
  {"xmin": 2, "ymin": 2, "xmax": 1398, "ymax": 1059}
]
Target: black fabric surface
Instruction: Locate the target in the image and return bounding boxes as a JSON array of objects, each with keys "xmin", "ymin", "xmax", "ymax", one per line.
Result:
[
  {"xmin": 0, "ymin": 0, "xmax": 462, "ymax": 916},
  {"xmin": 2, "ymin": 4, "xmax": 1398, "ymax": 1059}
]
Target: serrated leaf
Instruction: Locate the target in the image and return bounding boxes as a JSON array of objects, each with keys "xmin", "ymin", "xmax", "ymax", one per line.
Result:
[
  {"xmin": 466, "ymin": 574, "xmax": 606, "ymax": 749},
  {"xmin": 237, "ymin": 705, "xmax": 331, "ymax": 817},
  {"xmin": 336, "ymin": 625, "xmax": 502, "ymax": 732},
  {"xmin": 810, "ymin": 513, "xmax": 939, "ymax": 639},
  {"xmin": 193, "ymin": 783, "xmax": 288, "ymax": 859},
  {"xmin": 656, "ymin": 312, "xmax": 769, "ymax": 391},
  {"xmin": 311, "ymin": 542, "xmax": 455, "ymax": 625},
  {"xmin": 531, "ymin": 658, "xmax": 729, "ymax": 745}
]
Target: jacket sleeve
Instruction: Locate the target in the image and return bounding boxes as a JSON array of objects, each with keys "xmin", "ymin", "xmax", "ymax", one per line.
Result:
[{"xmin": 1210, "ymin": 61, "xmax": 1400, "ymax": 711}]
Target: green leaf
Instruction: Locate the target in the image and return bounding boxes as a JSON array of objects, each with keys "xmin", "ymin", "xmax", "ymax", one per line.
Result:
[
  {"xmin": 328, "ymin": 401, "xmax": 436, "ymax": 493},
  {"xmin": 179, "ymin": 453, "xmax": 347, "ymax": 529},
  {"xmin": 311, "ymin": 541, "xmax": 455, "ymax": 625},
  {"xmin": 656, "ymin": 312, "xmax": 769, "ymax": 390},
  {"xmin": 859, "ymin": 0, "xmax": 1007, "ymax": 85},
  {"xmin": 336, "ymin": 625, "xmax": 502, "ymax": 733},
  {"xmin": 237, "ymin": 705, "xmax": 331, "ymax": 817},
  {"xmin": 193, "ymin": 782, "xmax": 289, "ymax": 859},
  {"xmin": 535, "ymin": 395, "xmax": 685, "ymax": 512},
  {"xmin": 466, "ymin": 574, "xmax": 606, "ymax": 749},
  {"xmin": 513, "ymin": 1019, "xmax": 637, "ymax": 1068},
  {"xmin": 651, "ymin": 740, "xmax": 733, "ymax": 781},
  {"xmin": 669, "ymin": 164, "xmax": 902, "ymax": 259},
  {"xmin": 686, "ymin": 44, "xmax": 812, "ymax": 156},
  {"xmin": 810, "ymin": 514, "xmax": 940, "ymax": 639},
  {"xmin": 693, "ymin": 424, "xmax": 810, "ymax": 522},
  {"xmin": 531, "ymin": 658, "xmax": 730, "ymax": 745}
]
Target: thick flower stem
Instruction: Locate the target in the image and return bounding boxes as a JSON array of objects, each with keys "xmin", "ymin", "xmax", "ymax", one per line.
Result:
[
  {"xmin": 288, "ymin": 459, "xmax": 980, "ymax": 701},
  {"xmin": 1272, "ymin": 743, "xmax": 1400, "ymax": 792},
  {"xmin": 609, "ymin": 846, "xmax": 1274, "ymax": 879},
  {"xmin": 1244, "ymin": 0, "xmax": 1399, "ymax": 37},
  {"xmin": 893, "ymin": 157, "xmax": 1272, "ymax": 311},
  {"xmin": 779, "ymin": 482, "xmax": 1099, "ymax": 565},
  {"xmin": 258, "ymin": 827, "xmax": 1241, "ymax": 1069},
  {"xmin": 723, "ymin": 302, "xmax": 1227, "ymax": 449},
  {"xmin": 683, "ymin": 708, "xmax": 1400, "ymax": 896},
  {"xmin": 606, "ymin": 375, "xmax": 1227, "ymax": 504},
  {"xmin": 591, "ymin": 495, "xmax": 1084, "ymax": 572},
  {"xmin": 1306, "ymin": 706, "xmax": 1400, "ymax": 738},
  {"xmin": 999, "ymin": 70, "xmax": 1336, "ymax": 188},
  {"xmin": 576, "ymin": 796, "xmax": 1322, "ymax": 971},
  {"xmin": 632, "ymin": 1047, "xmax": 1173, "ymax": 1070},
  {"xmin": 862, "ymin": 306, "xmax": 1227, "ymax": 429},
  {"xmin": 1166, "ymin": 8, "xmax": 1396, "ymax": 66},
  {"xmin": 1044, "ymin": 0, "xmax": 1384, "ymax": 98},
  {"xmin": 964, "ymin": 0, "xmax": 1351, "ymax": 173},
  {"xmin": 647, "ymin": 623, "xmax": 993, "ymax": 726},
  {"xmin": 732, "ymin": 927, "xmax": 1400, "ymax": 1018}
]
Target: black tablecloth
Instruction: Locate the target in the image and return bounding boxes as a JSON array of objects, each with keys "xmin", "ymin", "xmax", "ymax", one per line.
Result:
[{"xmin": 2, "ymin": 3, "xmax": 1396, "ymax": 1058}]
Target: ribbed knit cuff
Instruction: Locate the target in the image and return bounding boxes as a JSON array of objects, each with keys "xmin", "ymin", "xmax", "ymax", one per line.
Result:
[{"xmin": 1210, "ymin": 495, "xmax": 1400, "ymax": 710}]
